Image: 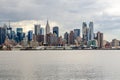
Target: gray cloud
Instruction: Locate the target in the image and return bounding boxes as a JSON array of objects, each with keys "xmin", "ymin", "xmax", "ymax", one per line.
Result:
[{"xmin": 0, "ymin": 0, "xmax": 120, "ymax": 41}]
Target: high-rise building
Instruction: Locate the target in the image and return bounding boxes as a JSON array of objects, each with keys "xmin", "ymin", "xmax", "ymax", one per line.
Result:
[
  {"xmin": 11, "ymin": 31, "xmax": 16, "ymax": 40},
  {"xmin": 50, "ymin": 33, "xmax": 58, "ymax": 46},
  {"xmin": 74, "ymin": 29, "xmax": 80, "ymax": 39},
  {"xmin": 69, "ymin": 31, "xmax": 74, "ymax": 45},
  {"xmin": 97, "ymin": 32, "xmax": 103, "ymax": 48},
  {"xmin": 16, "ymin": 28, "xmax": 24, "ymax": 42},
  {"xmin": 89, "ymin": 22, "xmax": 94, "ymax": 40},
  {"xmin": 17, "ymin": 28, "xmax": 23, "ymax": 33},
  {"xmin": 3, "ymin": 24, "xmax": 7, "ymax": 35},
  {"xmin": 7, "ymin": 26, "xmax": 12, "ymax": 39},
  {"xmin": 28, "ymin": 30, "xmax": 33, "ymax": 41},
  {"xmin": 64, "ymin": 32, "xmax": 69, "ymax": 44},
  {"xmin": 53, "ymin": 26, "xmax": 59, "ymax": 37},
  {"xmin": 34, "ymin": 24, "xmax": 40, "ymax": 35},
  {"xmin": 46, "ymin": 33, "xmax": 52, "ymax": 45},
  {"xmin": 40, "ymin": 27, "xmax": 44, "ymax": 35},
  {"xmin": 82, "ymin": 22, "xmax": 88, "ymax": 44},
  {"xmin": 46, "ymin": 20, "xmax": 50, "ymax": 35},
  {"xmin": 0, "ymin": 27, "xmax": 6, "ymax": 45},
  {"xmin": 45, "ymin": 20, "xmax": 50, "ymax": 44},
  {"xmin": 111, "ymin": 39, "xmax": 120, "ymax": 48}
]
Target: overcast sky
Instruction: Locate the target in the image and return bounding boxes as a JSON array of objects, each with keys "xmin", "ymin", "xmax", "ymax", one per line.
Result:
[{"xmin": 0, "ymin": 0, "xmax": 120, "ymax": 41}]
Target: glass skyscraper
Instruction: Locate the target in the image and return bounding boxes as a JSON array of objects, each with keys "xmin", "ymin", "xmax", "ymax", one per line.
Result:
[
  {"xmin": 16, "ymin": 28, "xmax": 24, "ymax": 42},
  {"xmin": 28, "ymin": 30, "xmax": 33, "ymax": 41},
  {"xmin": 89, "ymin": 22, "xmax": 94, "ymax": 40},
  {"xmin": 82, "ymin": 22, "xmax": 88, "ymax": 43},
  {"xmin": 40, "ymin": 27, "xmax": 44, "ymax": 35},
  {"xmin": 74, "ymin": 29, "xmax": 80, "ymax": 39},
  {"xmin": 53, "ymin": 26, "xmax": 59, "ymax": 37},
  {"xmin": 34, "ymin": 24, "xmax": 40, "ymax": 35},
  {"xmin": 0, "ymin": 27, "xmax": 6, "ymax": 45}
]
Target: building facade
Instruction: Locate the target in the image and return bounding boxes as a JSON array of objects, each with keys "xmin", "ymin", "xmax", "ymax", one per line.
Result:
[
  {"xmin": 0, "ymin": 27, "xmax": 6, "ymax": 45},
  {"xmin": 74, "ymin": 29, "xmax": 80, "ymax": 39},
  {"xmin": 28, "ymin": 30, "xmax": 33, "ymax": 41},
  {"xmin": 97, "ymin": 32, "xmax": 103, "ymax": 48},
  {"xmin": 40, "ymin": 27, "xmax": 44, "ymax": 35},
  {"xmin": 111, "ymin": 39, "xmax": 120, "ymax": 48},
  {"xmin": 45, "ymin": 21, "xmax": 50, "ymax": 44},
  {"xmin": 46, "ymin": 20, "xmax": 50, "ymax": 35},
  {"xmin": 89, "ymin": 22, "xmax": 94, "ymax": 41},
  {"xmin": 34, "ymin": 24, "xmax": 40, "ymax": 35},
  {"xmin": 53, "ymin": 26, "xmax": 59, "ymax": 37},
  {"xmin": 82, "ymin": 22, "xmax": 88, "ymax": 44},
  {"xmin": 16, "ymin": 28, "xmax": 24, "ymax": 42},
  {"xmin": 64, "ymin": 32, "xmax": 69, "ymax": 44},
  {"xmin": 69, "ymin": 31, "xmax": 74, "ymax": 45}
]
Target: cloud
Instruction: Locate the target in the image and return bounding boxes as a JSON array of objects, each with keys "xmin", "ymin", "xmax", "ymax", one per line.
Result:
[
  {"xmin": 10, "ymin": 20, "xmax": 62, "ymax": 34},
  {"xmin": 0, "ymin": 0, "xmax": 120, "ymax": 41}
]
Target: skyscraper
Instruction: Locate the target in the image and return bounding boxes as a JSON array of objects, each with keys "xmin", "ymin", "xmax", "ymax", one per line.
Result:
[
  {"xmin": 64, "ymin": 32, "xmax": 69, "ymax": 44},
  {"xmin": 16, "ymin": 28, "xmax": 24, "ymax": 42},
  {"xmin": 53, "ymin": 26, "xmax": 59, "ymax": 37},
  {"xmin": 11, "ymin": 31, "xmax": 16, "ymax": 40},
  {"xmin": 69, "ymin": 31, "xmax": 74, "ymax": 44},
  {"xmin": 89, "ymin": 22, "xmax": 94, "ymax": 40},
  {"xmin": 82, "ymin": 22, "xmax": 88, "ymax": 44},
  {"xmin": 45, "ymin": 20, "xmax": 50, "ymax": 44},
  {"xmin": 40, "ymin": 27, "xmax": 44, "ymax": 35},
  {"xmin": 74, "ymin": 29, "xmax": 80, "ymax": 39},
  {"xmin": 0, "ymin": 27, "xmax": 6, "ymax": 45},
  {"xmin": 97, "ymin": 32, "xmax": 103, "ymax": 48},
  {"xmin": 28, "ymin": 30, "xmax": 33, "ymax": 41},
  {"xmin": 3, "ymin": 24, "xmax": 7, "ymax": 35},
  {"xmin": 46, "ymin": 20, "xmax": 50, "ymax": 35},
  {"xmin": 34, "ymin": 24, "xmax": 40, "ymax": 35},
  {"xmin": 7, "ymin": 26, "xmax": 12, "ymax": 39}
]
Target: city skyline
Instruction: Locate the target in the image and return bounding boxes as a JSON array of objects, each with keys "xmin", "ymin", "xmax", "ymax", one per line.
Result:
[
  {"xmin": 0, "ymin": 0, "xmax": 120, "ymax": 41},
  {"xmin": 0, "ymin": 20, "xmax": 118, "ymax": 42}
]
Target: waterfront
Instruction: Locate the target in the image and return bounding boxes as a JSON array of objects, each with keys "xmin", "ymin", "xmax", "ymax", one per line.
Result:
[{"xmin": 0, "ymin": 51, "xmax": 120, "ymax": 80}]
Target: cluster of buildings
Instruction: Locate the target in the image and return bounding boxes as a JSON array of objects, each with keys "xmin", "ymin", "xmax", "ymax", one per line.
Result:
[
  {"xmin": 64, "ymin": 22, "xmax": 104, "ymax": 49},
  {"xmin": 0, "ymin": 20, "xmax": 120, "ymax": 50}
]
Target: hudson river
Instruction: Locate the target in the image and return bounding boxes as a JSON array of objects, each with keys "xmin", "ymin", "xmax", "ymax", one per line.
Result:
[{"xmin": 0, "ymin": 50, "xmax": 120, "ymax": 80}]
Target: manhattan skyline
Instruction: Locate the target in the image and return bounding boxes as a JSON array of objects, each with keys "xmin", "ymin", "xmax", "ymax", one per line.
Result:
[{"xmin": 0, "ymin": 0, "xmax": 120, "ymax": 41}]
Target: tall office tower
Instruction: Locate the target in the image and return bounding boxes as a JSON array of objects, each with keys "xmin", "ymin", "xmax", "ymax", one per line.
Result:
[
  {"xmin": 46, "ymin": 20, "xmax": 50, "ymax": 35},
  {"xmin": 82, "ymin": 22, "xmax": 88, "ymax": 44},
  {"xmin": 53, "ymin": 26, "xmax": 59, "ymax": 37},
  {"xmin": 89, "ymin": 22, "xmax": 94, "ymax": 40},
  {"xmin": 7, "ymin": 26, "xmax": 12, "ymax": 39},
  {"xmin": 69, "ymin": 31, "xmax": 75, "ymax": 45},
  {"xmin": 45, "ymin": 20, "xmax": 50, "ymax": 44},
  {"xmin": 34, "ymin": 24, "xmax": 40, "ymax": 35},
  {"xmin": 74, "ymin": 29, "xmax": 80, "ymax": 39},
  {"xmin": 64, "ymin": 32, "xmax": 69, "ymax": 44},
  {"xmin": 97, "ymin": 32, "xmax": 103, "ymax": 48},
  {"xmin": 0, "ymin": 27, "xmax": 6, "ymax": 45},
  {"xmin": 16, "ymin": 28, "xmax": 24, "ymax": 42},
  {"xmin": 11, "ymin": 31, "xmax": 16, "ymax": 40},
  {"xmin": 3, "ymin": 24, "xmax": 7, "ymax": 35},
  {"xmin": 40, "ymin": 27, "xmax": 44, "ymax": 35},
  {"xmin": 28, "ymin": 30, "xmax": 33, "ymax": 41}
]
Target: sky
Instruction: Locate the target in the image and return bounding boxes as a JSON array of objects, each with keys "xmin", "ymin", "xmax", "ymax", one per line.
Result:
[{"xmin": 0, "ymin": 0, "xmax": 120, "ymax": 41}]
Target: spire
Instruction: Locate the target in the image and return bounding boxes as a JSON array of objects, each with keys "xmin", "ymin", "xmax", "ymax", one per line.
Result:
[
  {"xmin": 9, "ymin": 20, "xmax": 10, "ymax": 28},
  {"xmin": 46, "ymin": 20, "xmax": 50, "ymax": 34}
]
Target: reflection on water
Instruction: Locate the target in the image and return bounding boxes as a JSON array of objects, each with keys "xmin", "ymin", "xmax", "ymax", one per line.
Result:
[{"xmin": 0, "ymin": 51, "xmax": 120, "ymax": 80}]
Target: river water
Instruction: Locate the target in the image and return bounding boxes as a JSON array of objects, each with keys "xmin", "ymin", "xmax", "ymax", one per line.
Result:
[{"xmin": 0, "ymin": 50, "xmax": 120, "ymax": 80}]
